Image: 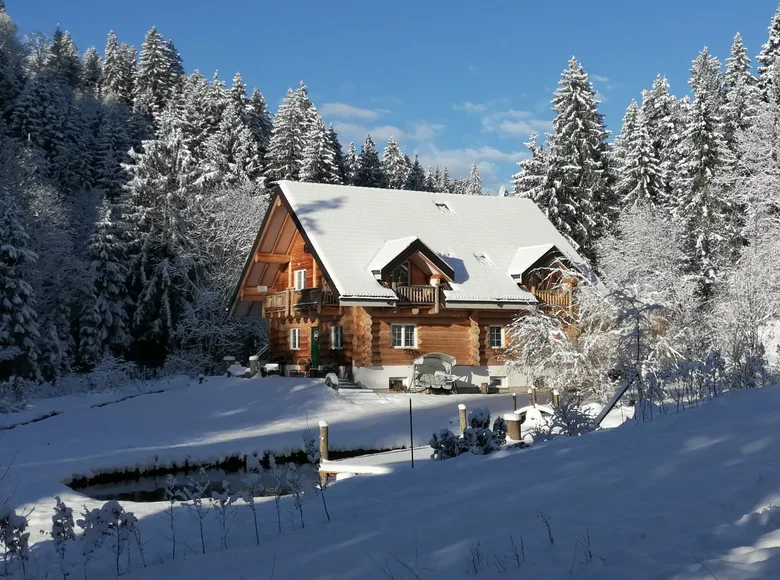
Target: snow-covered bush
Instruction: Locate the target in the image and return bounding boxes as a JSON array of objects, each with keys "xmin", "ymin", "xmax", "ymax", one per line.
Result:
[
  {"xmin": 492, "ymin": 416, "xmax": 507, "ymax": 445},
  {"xmin": 0, "ymin": 377, "xmax": 30, "ymax": 413},
  {"xmin": 0, "ymin": 506, "xmax": 30, "ymax": 577},
  {"xmin": 268, "ymin": 455, "xmax": 285, "ymax": 533},
  {"xmin": 286, "ymin": 463, "xmax": 307, "ymax": 529},
  {"xmin": 462, "ymin": 426, "xmax": 500, "ymax": 455},
  {"xmin": 163, "ymin": 475, "xmax": 181, "ymax": 559},
  {"xmin": 77, "ymin": 500, "xmax": 139, "ymax": 577},
  {"xmin": 429, "ymin": 429, "xmax": 462, "ymax": 460},
  {"xmin": 50, "ymin": 496, "xmax": 75, "ymax": 579},
  {"xmin": 531, "ymin": 394, "xmax": 595, "ymax": 441},
  {"xmin": 241, "ymin": 456, "xmax": 264, "ymax": 545},
  {"xmin": 180, "ymin": 468, "xmax": 211, "ymax": 554},
  {"xmin": 467, "ymin": 407, "xmax": 491, "ymax": 429},
  {"xmin": 303, "ymin": 433, "xmax": 330, "ymax": 521},
  {"xmin": 85, "ymin": 355, "xmax": 138, "ymax": 391}
]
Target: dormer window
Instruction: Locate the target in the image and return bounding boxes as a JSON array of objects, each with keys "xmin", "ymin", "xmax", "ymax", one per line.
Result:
[
  {"xmin": 435, "ymin": 202, "xmax": 452, "ymax": 215},
  {"xmin": 391, "ymin": 261, "xmax": 410, "ymax": 287}
]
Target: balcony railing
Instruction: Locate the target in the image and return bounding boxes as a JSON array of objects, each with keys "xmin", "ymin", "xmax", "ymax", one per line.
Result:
[
  {"xmin": 263, "ymin": 287, "xmax": 340, "ymax": 314},
  {"xmin": 530, "ymin": 287, "xmax": 572, "ymax": 309},
  {"xmin": 395, "ymin": 285, "xmax": 437, "ymax": 304}
]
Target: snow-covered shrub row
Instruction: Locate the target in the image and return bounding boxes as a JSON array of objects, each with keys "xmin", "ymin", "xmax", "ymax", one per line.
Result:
[{"xmin": 430, "ymin": 409, "xmax": 504, "ymax": 460}]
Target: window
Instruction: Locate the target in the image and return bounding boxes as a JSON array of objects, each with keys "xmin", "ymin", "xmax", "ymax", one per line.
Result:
[
  {"xmin": 331, "ymin": 325, "xmax": 343, "ymax": 349},
  {"xmin": 289, "ymin": 328, "xmax": 301, "ymax": 350},
  {"xmin": 294, "ymin": 269, "xmax": 306, "ymax": 290},
  {"xmin": 490, "ymin": 376, "xmax": 506, "ymax": 389},
  {"xmin": 489, "ymin": 326, "xmax": 504, "ymax": 349},
  {"xmin": 391, "ymin": 324, "xmax": 416, "ymax": 348},
  {"xmin": 435, "ymin": 202, "xmax": 452, "ymax": 215},
  {"xmin": 389, "ymin": 377, "xmax": 406, "ymax": 391},
  {"xmin": 391, "ymin": 262, "xmax": 410, "ymax": 286}
]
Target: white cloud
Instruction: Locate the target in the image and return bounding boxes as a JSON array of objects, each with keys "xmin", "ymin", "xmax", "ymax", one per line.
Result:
[
  {"xmin": 591, "ymin": 74, "xmax": 610, "ymax": 83},
  {"xmin": 481, "ymin": 109, "xmax": 551, "ymax": 137},
  {"xmin": 453, "ymin": 101, "xmax": 488, "ymax": 113},
  {"xmin": 408, "ymin": 121, "xmax": 446, "ymax": 141},
  {"xmin": 594, "ymin": 90, "xmax": 608, "ymax": 104},
  {"xmin": 332, "ymin": 122, "xmax": 405, "ymax": 144},
  {"xmin": 320, "ymin": 102, "xmax": 387, "ymax": 120},
  {"xmin": 370, "ymin": 95, "xmax": 404, "ymax": 106}
]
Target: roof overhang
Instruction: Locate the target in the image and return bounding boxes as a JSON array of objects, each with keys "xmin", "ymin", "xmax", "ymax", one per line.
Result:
[{"xmin": 443, "ymin": 300, "xmax": 535, "ymax": 310}]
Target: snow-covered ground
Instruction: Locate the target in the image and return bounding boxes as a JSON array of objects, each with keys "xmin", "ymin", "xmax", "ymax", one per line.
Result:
[{"xmin": 4, "ymin": 376, "xmax": 779, "ymax": 579}]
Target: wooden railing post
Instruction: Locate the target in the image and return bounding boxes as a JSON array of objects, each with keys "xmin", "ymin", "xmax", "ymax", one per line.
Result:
[
  {"xmin": 512, "ymin": 392, "xmax": 517, "ymax": 412},
  {"xmin": 504, "ymin": 413, "xmax": 522, "ymax": 441},
  {"xmin": 319, "ymin": 420, "xmax": 329, "ymax": 461},
  {"xmin": 552, "ymin": 389, "xmax": 560, "ymax": 406},
  {"xmin": 458, "ymin": 403, "xmax": 467, "ymax": 435},
  {"xmin": 528, "ymin": 386, "xmax": 537, "ymax": 407}
]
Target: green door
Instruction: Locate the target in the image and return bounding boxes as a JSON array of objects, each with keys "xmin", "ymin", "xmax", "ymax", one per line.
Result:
[{"xmin": 310, "ymin": 327, "xmax": 320, "ymax": 369}]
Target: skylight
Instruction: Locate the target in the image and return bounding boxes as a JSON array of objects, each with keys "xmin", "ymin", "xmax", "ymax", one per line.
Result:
[{"xmin": 435, "ymin": 202, "xmax": 452, "ymax": 215}]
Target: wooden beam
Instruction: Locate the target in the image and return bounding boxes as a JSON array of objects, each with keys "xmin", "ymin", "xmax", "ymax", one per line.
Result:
[
  {"xmin": 312, "ymin": 259, "xmax": 319, "ymax": 288},
  {"xmin": 254, "ymin": 253, "xmax": 291, "ymax": 264}
]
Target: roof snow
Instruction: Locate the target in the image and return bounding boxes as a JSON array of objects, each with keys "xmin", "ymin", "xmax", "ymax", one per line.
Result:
[{"xmin": 276, "ymin": 181, "xmax": 589, "ymax": 304}]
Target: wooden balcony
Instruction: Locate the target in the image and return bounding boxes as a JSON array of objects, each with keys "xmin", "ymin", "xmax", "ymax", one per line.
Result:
[
  {"xmin": 262, "ymin": 287, "xmax": 340, "ymax": 316},
  {"xmin": 530, "ymin": 287, "xmax": 572, "ymax": 309},
  {"xmin": 395, "ymin": 285, "xmax": 437, "ymax": 304}
]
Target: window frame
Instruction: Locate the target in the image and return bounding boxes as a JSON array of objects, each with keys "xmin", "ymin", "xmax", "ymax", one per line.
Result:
[
  {"xmin": 391, "ymin": 261, "xmax": 410, "ymax": 287},
  {"xmin": 294, "ymin": 269, "xmax": 306, "ymax": 290},
  {"xmin": 391, "ymin": 324, "xmax": 416, "ymax": 349},
  {"xmin": 289, "ymin": 327, "xmax": 301, "ymax": 351},
  {"xmin": 331, "ymin": 325, "xmax": 344, "ymax": 350},
  {"xmin": 489, "ymin": 325, "xmax": 504, "ymax": 349}
]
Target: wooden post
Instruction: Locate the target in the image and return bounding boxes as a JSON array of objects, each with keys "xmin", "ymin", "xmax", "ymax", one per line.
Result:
[
  {"xmin": 458, "ymin": 404, "xmax": 467, "ymax": 435},
  {"xmin": 319, "ymin": 420, "xmax": 329, "ymax": 461},
  {"xmin": 409, "ymin": 399, "xmax": 414, "ymax": 469},
  {"xmin": 512, "ymin": 392, "xmax": 517, "ymax": 411},
  {"xmin": 480, "ymin": 382, "xmax": 489, "ymax": 395},
  {"xmin": 552, "ymin": 389, "xmax": 560, "ymax": 407},
  {"xmin": 504, "ymin": 413, "xmax": 522, "ymax": 441},
  {"xmin": 249, "ymin": 355, "xmax": 260, "ymax": 376},
  {"xmin": 528, "ymin": 386, "xmax": 537, "ymax": 407}
]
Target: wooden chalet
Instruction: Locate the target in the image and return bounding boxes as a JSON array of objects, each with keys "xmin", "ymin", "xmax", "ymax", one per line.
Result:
[{"xmin": 228, "ymin": 181, "xmax": 590, "ymax": 390}]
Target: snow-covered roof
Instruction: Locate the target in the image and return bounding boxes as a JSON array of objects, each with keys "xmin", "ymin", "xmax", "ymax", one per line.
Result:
[
  {"xmin": 276, "ymin": 181, "xmax": 589, "ymax": 304},
  {"xmin": 507, "ymin": 243, "xmax": 556, "ymax": 279}
]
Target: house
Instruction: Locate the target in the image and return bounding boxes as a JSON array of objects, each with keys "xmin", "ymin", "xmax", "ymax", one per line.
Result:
[{"xmin": 228, "ymin": 181, "xmax": 590, "ymax": 390}]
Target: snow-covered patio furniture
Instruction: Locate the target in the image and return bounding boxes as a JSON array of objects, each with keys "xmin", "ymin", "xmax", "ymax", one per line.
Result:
[{"xmin": 411, "ymin": 353, "xmax": 457, "ymax": 393}]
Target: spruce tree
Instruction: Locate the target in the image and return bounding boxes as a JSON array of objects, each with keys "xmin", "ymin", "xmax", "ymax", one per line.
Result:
[
  {"xmin": 88, "ymin": 198, "xmax": 130, "ymax": 356},
  {"xmin": 200, "ymin": 101, "xmax": 263, "ymax": 188},
  {"xmin": 613, "ymin": 100, "xmax": 666, "ymax": 208},
  {"xmin": 403, "ymin": 155, "xmax": 426, "ymax": 190},
  {"xmin": 758, "ymin": 5, "xmax": 780, "ymax": 100},
  {"xmin": 246, "ymin": 88, "xmax": 273, "ymax": 159},
  {"xmin": 424, "ymin": 167, "xmax": 436, "ymax": 192},
  {"xmin": 354, "ymin": 135, "xmax": 384, "ymax": 187},
  {"xmin": 640, "ymin": 75, "xmax": 678, "ymax": 204},
  {"xmin": 264, "ymin": 82, "xmax": 311, "ymax": 184},
  {"xmin": 80, "ymin": 47, "xmax": 102, "ymax": 96},
  {"xmin": 300, "ymin": 114, "xmax": 341, "ymax": 184},
  {"xmin": 724, "ymin": 33, "xmax": 760, "ymax": 142},
  {"xmin": 540, "ymin": 57, "xmax": 611, "ymax": 257},
  {"xmin": 512, "ymin": 132, "xmax": 548, "ymax": 200},
  {"xmin": 103, "ymin": 31, "xmax": 136, "ymax": 106},
  {"xmin": 465, "ymin": 162, "xmax": 484, "ymax": 195},
  {"xmin": 382, "ymin": 136, "xmax": 408, "ymax": 189},
  {"xmin": 173, "ymin": 71, "xmax": 214, "ymax": 163},
  {"xmin": 135, "ymin": 27, "xmax": 183, "ymax": 121},
  {"xmin": 77, "ymin": 298, "xmax": 102, "ymax": 370},
  {"xmin": 437, "ymin": 167, "xmax": 452, "ymax": 192},
  {"xmin": 344, "ymin": 141, "xmax": 358, "ymax": 185},
  {"xmin": 326, "ymin": 124, "xmax": 346, "ymax": 182},
  {"xmin": 0, "ymin": 192, "xmax": 40, "ymax": 381},
  {"xmin": 46, "ymin": 27, "xmax": 81, "ymax": 90},
  {"xmin": 689, "ymin": 47, "xmax": 724, "ymax": 112}
]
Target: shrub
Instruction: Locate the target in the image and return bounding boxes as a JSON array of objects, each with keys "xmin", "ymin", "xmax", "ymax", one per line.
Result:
[
  {"xmin": 430, "ymin": 429, "xmax": 462, "ymax": 460},
  {"xmin": 492, "ymin": 416, "xmax": 507, "ymax": 445},
  {"xmin": 468, "ymin": 407, "xmax": 491, "ymax": 429}
]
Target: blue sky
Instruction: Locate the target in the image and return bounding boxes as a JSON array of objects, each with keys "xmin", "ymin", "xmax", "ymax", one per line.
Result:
[{"xmin": 9, "ymin": 0, "xmax": 780, "ymax": 191}]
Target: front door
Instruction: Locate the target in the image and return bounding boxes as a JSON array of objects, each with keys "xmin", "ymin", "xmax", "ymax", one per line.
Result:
[{"xmin": 310, "ymin": 327, "xmax": 320, "ymax": 369}]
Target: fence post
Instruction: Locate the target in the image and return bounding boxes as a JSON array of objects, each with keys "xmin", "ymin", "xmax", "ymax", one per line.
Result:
[
  {"xmin": 528, "ymin": 386, "xmax": 537, "ymax": 407},
  {"xmin": 458, "ymin": 404, "xmax": 467, "ymax": 435},
  {"xmin": 512, "ymin": 392, "xmax": 517, "ymax": 412},
  {"xmin": 319, "ymin": 420, "xmax": 329, "ymax": 461},
  {"xmin": 552, "ymin": 389, "xmax": 560, "ymax": 407},
  {"xmin": 504, "ymin": 413, "xmax": 522, "ymax": 441}
]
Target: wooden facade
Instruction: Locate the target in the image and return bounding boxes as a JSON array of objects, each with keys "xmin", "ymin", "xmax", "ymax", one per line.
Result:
[{"xmin": 233, "ymin": 185, "xmax": 579, "ymax": 388}]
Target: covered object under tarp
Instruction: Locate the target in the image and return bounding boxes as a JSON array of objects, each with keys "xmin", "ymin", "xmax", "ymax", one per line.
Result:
[{"xmin": 411, "ymin": 353, "xmax": 457, "ymax": 392}]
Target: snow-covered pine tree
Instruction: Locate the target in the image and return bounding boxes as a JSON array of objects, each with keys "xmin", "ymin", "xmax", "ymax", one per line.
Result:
[
  {"xmin": 245, "ymin": 88, "xmax": 273, "ymax": 159},
  {"xmin": 512, "ymin": 132, "xmax": 548, "ymax": 200},
  {"xmin": 300, "ymin": 114, "xmax": 341, "ymax": 184},
  {"xmin": 80, "ymin": 47, "xmax": 102, "ymax": 97},
  {"xmin": 134, "ymin": 27, "xmax": 183, "ymax": 121},
  {"xmin": 200, "ymin": 100, "xmax": 263, "ymax": 188},
  {"xmin": 437, "ymin": 167, "xmax": 452, "ymax": 192},
  {"xmin": 103, "ymin": 31, "xmax": 136, "ymax": 106},
  {"xmin": 640, "ymin": 75, "xmax": 678, "ymax": 202},
  {"xmin": 672, "ymin": 78, "xmax": 735, "ymax": 296},
  {"xmin": 88, "ymin": 198, "xmax": 130, "ymax": 357},
  {"xmin": 77, "ymin": 297, "xmax": 102, "ymax": 370},
  {"xmin": 382, "ymin": 136, "xmax": 408, "ymax": 189},
  {"xmin": 93, "ymin": 99, "xmax": 133, "ymax": 200},
  {"xmin": 612, "ymin": 100, "xmax": 666, "ymax": 208},
  {"xmin": 264, "ymin": 82, "xmax": 312, "ymax": 185},
  {"xmin": 46, "ymin": 27, "xmax": 81, "ymax": 90},
  {"xmin": 403, "ymin": 155, "xmax": 426, "ymax": 190},
  {"xmin": 326, "ymin": 124, "xmax": 346, "ymax": 183},
  {"xmin": 424, "ymin": 167, "xmax": 436, "ymax": 192},
  {"xmin": 354, "ymin": 135, "xmax": 385, "ymax": 187},
  {"xmin": 0, "ymin": 191, "xmax": 40, "ymax": 381},
  {"xmin": 758, "ymin": 5, "xmax": 780, "ymax": 101},
  {"xmin": 123, "ymin": 113, "xmax": 198, "ymax": 365},
  {"xmin": 464, "ymin": 162, "xmax": 484, "ymax": 195},
  {"xmin": 723, "ymin": 33, "xmax": 760, "ymax": 144},
  {"xmin": 540, "ymin": 57, "xmax": 612, "ymax": 258},
  {"xmin": 229, "ymin": 72, "xmax": 247, "ymax": 110},
  {"xmin": 344, "ymin": 141, "xmax": 358, "ymax": 185},
  {"xmin": 207, "ymin": 70, "xmax": 229, "ymax": 130},
  {"xmin": 689, "ymin": 47, "xmax": 724, "ymax": 112}
]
